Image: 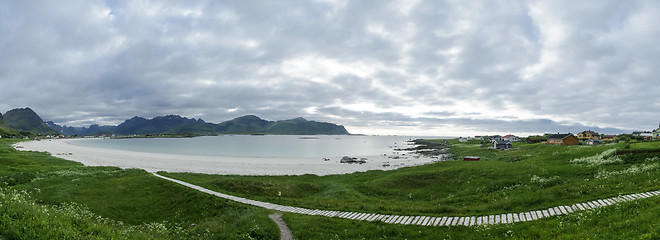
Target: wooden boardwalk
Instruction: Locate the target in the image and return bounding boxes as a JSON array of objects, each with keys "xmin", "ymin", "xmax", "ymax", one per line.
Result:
[{"xmin": 153, "ymin": 173, "xmax": 659, "ymax": 226}]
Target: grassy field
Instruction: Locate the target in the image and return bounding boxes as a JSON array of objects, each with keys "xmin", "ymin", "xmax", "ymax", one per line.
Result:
[
  {"xmin": 281, "ymin": 195, "xmax": 660, "ymax": 239},
  {"xmin": 2, "ymin": 138, "xmax": 660, "ymax": 239},
  {"xmin": 162, "ymin": 141, "xmax": 660, "ymax": 216},
  {"xmin": 161, "ymin": 140, "xmax": 660, "ymax": 238},
  {"xmin": 628, "ymin": 141, "xmax": 660, "ymax": 150},
  {"xmin": 0, "ymin": 139, "xmax": 278, "ymax": 239}
]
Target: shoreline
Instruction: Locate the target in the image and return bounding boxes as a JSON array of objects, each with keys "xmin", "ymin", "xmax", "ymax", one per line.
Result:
[{"xmin": 13, "ymin": 139, "xmax": 440, "ymax": 176}]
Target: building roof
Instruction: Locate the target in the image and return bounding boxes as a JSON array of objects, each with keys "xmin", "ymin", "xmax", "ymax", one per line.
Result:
[
  {"xmin": 633, "ymin": 131, "xmax": 652, "ymax": 134},
  {"xmin": 547, "ymin": 133, "xmax": 574, "ymax": 139},
  {"xmin": 494, "ymin": 140, "xmax": 512, "ymax": 144},
  {"xmin": 579, "ymin": 130, "xmax": 598, "ymax": 135}
]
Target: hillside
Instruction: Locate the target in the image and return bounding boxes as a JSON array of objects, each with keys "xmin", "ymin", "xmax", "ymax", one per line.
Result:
[
  {"xmin": 214, "ymin": 115, "xmax": 270, "ymax": 133},
  {"xmin": 0, "ymin": 112, "xmax": 19, "ymax": 137},
  {"xmin": 0, "ymin": 121, "xmax": 18, "ymax": 137},
  {"xmin": 2, "ymin": 137, "xmax": 659, "ymax": 238},
  {"xmin": 3, "ymin": 108, "xmax": 58, "ymax": 135},
  {"xmin": 265, "ymin": 117, "xmax": 349, "ymax": 135}
]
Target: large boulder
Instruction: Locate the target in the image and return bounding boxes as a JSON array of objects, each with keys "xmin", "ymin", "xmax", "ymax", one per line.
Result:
[{"xmin": 340, "ymin": 156, "xmax": 367, "ymax": 164}]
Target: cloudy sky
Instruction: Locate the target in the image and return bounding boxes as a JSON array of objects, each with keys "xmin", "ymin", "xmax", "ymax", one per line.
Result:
[{"xmin": 2, "ymin": 0, "xmax": 660, "ymax": 136}]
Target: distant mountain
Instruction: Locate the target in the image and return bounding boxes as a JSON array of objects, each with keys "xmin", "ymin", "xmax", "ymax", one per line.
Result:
[
  {"xmin": 3, "ymin": 108, "xmax": 58, "ymax": 135},
  {"xmin": 215, "ymin": 115, "xmax": 271, "ymax": 133},
  {"xmin": 46, "ymin": 121, "xmax": 79, "ymax": 135},
  {"xmin": 80, "ymin": 124, "xmax": 118, "ymax": 136},
  {"xmin": 46, "ymin": 114, "xmax": 349, "ymax": 136},
  {"xmin": 46, "ymin": 121, "xmax": 116, "ymax": 136},
  {"xmin": 114, "ymin": 115, "xmax": 214, "ymax": 135},
  {"xmin": 213, "ymin": 115, "xmax": 349, "ymax": 135},
  {"xmin": 266, "ymin": 117, "xmax": 350, "ymax": 135},
  {"xmin": 0, "ymin": 112, "xmax": 19, "ymax": 137}
]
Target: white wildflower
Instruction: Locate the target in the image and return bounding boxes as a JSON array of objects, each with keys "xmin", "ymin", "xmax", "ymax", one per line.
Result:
[{"xmin": 570, "ymin": 149, "xmax": 622, "ymax": 166}]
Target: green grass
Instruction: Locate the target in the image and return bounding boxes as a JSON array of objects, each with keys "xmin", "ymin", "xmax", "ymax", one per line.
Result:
[
  {"xmin": 2, "ymin": 138, "xmax": 660, "ymax": 239},
  {"xmin": 629, "ymin": 141, "xmax": 660, "ymax": 150},
  {"xmin": 282, "ymin": 196, "xmax": 660, "ymax": 239},
  {"xmin": 0, "ymin": 139, "xmax": 279, "ymax": 239},
  {"xmin": 161, "ymin": 141, "xmax": 660, "ymax": 217},
  {"xmin": 161, "ymin": 140, "xmax": 660, "ymax": 238}
]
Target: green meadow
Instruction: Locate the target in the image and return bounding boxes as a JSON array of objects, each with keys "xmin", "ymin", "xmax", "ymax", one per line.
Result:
[
  {"xmin": 1, "ymin": 138, "xmax": 659, "ymax": 239},
  {"xmin": 0, "ymin": 139, "xmax": 278, "ymax": 240},
  {"xmin": 162, "ymin": 141, "xmax": 660, "ymax": 216}
]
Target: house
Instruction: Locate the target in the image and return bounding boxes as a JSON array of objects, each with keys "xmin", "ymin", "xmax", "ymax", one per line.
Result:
[
  {"xmin": 601, "ymin": 135, "xmax": 617, "ymax": 141},
  {"xmin": 502, "ymin": 134, "xmax": 520, "ymax": 142},
  {"xmin": 493, "ymin": 140, "xmax": 513, "ymax": 150},
  {"xmin": 525, "ymin": 135, "xmax": 546, "ymax": 144},
  {"xmin": 458, "ymin": 137, "xmax": 468, "ymax": 143},
  {"xmin": 585, "ymin": 139, "xmax": 601, "ymax": 145},
  {"xmin": 633, "ymin": 131, "xmax": 653, "ymax": 140},
  {"xmin": 632, "ymin": 131, "xmax": 652, "ymax": 137},
  {"xmin": 546, "ymin": 133, "xmax": 579, "ymax": 145},
  {"xmin": 653, "ymin": 123, "xmax": 660, "ymax": 139},
  {"xmin": 472, "ymin": 136, "xmax": 484, "ymax": 140},
  {"xmin": 490, "ymin": 135, "xmax": 503, "ymax": 141},
  {"xmin": 577, "ymin": 130, "xmax": 600, "ymax": 140}
]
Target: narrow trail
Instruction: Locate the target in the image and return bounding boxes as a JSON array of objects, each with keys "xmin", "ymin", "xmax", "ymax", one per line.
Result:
[
  {"xmin": 152, "ymin": 173, "xmax": 660, "ymax": 226},
  {"xmin": 269, "ymin": 214, "xmax": 293, "ymax": 240}
]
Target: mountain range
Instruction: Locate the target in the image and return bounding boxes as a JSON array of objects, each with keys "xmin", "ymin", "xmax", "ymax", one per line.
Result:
[{"xmin": 2, "ymin": 107, "xmax": 350, "ymax": 136}]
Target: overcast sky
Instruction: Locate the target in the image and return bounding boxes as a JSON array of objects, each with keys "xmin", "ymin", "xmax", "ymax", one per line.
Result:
[{"xmin": 2, "ymin": 0, "xmax": 659, "ymax": 136}]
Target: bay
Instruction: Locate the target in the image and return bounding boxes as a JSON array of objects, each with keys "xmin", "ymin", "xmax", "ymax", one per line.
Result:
[{"xmin": 69, "ymin": 135, "xmax": 442, "ymax": 159}]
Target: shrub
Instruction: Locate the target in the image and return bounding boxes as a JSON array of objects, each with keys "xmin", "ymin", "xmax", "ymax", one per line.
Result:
[{"xmin": 570, "ymin": 149, "xmax": 623, "ymax": 166}]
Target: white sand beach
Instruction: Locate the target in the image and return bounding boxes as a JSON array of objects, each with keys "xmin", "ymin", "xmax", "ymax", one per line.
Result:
[{"xmin": 13, "ymin": 139, "xmax": 437, "ymax": 176}]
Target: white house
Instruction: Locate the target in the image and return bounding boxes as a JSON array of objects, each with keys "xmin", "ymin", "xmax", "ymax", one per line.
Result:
[
  {"xmin": 458, "ymin": 137, "xmax": 468, "ymax": 142},
  {"xmin": 493, "ymin": 140, "xmax": 513, "ymax": 150},
  {"xmin": 503, "ymin": 135, "xmax": 520, "ymax": 142},
  {"xmin": 586, "ymin": 139, "xmax": 601, "ymax": 145},
  {"xmin": 633, "ymin": 131, "xmax": 653, "ymax": 140}
]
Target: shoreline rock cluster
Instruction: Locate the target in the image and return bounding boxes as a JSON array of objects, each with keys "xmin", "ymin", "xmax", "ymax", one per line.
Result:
[
  {"xmin": 399, "ymin": 139, "xmax": 453, "ymax": 160},
  {"xmin": 340, "ymin": 156, "xmax": 368, "ymax": 164},
  {"xmin": 337, "ymin": 139, "xmax": 454, "ymax": 165}
]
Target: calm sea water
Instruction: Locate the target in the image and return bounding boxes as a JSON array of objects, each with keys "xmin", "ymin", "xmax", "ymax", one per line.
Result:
[{"xmin": 69, "ymin": 135, "xmax": 444, "ymax": 159}]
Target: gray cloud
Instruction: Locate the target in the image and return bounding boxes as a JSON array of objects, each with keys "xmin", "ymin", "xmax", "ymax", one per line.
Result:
[{"xmin": 2, "ymin": 0, "xmax": 660, "ymax": 136}]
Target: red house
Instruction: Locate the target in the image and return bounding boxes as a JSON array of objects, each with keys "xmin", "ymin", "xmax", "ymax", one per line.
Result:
[{"xmin": 464, "ymin": 156, "xmax": 480, "ymax": 161}]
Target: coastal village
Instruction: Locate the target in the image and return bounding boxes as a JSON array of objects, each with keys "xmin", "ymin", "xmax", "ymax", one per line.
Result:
[{"xmin": 455, "ymin": 123, "xmax": 660, "ymax": 151}]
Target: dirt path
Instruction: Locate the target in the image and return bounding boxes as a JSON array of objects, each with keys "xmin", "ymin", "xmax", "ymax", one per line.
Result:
[{"xmin": 269, "ymin": 214, "xmax": 293, "ymax": 240}]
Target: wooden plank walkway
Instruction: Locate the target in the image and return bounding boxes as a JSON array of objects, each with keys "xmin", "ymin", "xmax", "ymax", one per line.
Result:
[{"xmin": 153, "ymin": 173, "xmax": 660, "ymax": 226}]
